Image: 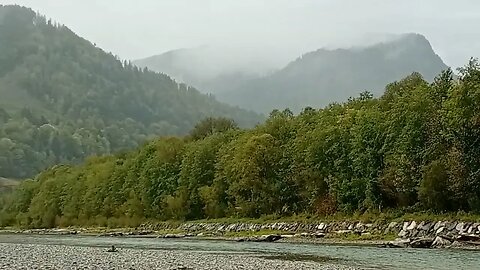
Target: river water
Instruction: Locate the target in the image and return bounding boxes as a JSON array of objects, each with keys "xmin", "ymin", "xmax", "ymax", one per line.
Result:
[{"xmin": 0, "ymin": 234, "xmax": 479, "ymax": 269}]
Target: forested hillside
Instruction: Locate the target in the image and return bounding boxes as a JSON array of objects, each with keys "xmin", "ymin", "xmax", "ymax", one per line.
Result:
[
  {"xmin": 0, "ymin": 5, "xmax": 262, "ymax": 179},
  {"xmin": 2, "ymin": 60, "xmax": 480, "ymax": 228}
]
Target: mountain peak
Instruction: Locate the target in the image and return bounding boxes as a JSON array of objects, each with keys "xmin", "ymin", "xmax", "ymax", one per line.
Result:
[{"xmin": 216, "ymin": 34, "xmax": 448, "ymax": 113}]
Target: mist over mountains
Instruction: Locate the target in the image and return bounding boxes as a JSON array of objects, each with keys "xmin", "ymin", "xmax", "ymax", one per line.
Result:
[{"xmin": 135, "ymin": 33, "xmax": 448, "ymax": 113}]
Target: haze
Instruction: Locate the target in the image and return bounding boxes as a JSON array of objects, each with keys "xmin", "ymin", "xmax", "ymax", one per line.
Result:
[{"xmin": 3, "ymin": 0, "xmax": 480, "ymax": 69}]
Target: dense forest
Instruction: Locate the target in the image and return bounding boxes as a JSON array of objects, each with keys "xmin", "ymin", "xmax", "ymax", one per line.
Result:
[
  {"xmin": 0, "ymin": 5, "xmax": 261, "ymax": 179},
  {"xmin": 136, "ymin": 34, "xmax": 448, "ymax": 114},
  {"xmin": 2, "ymin": 60, "xmax": 480, "ymax": 228}
]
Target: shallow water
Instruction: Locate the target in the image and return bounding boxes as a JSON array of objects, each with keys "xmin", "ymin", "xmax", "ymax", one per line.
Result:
[{"xmin": 0, "ymin": 234, "xmax": 479, "ymax": 270}]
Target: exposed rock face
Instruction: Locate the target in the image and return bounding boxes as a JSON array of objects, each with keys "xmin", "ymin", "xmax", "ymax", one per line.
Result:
[
  {"xmin": 409, "ymin": 238, "xmax": 434, "ymax": 248},
  {"xmin": 431, "ymin": 236, "xmax": 452, "ymax": 248},
  {"xmin": 234, "ymin": 234, "xmax": 282, "ymax": 243},
  {"xmin": 387, "ymin": 238, "xmax": 410, "ymax": 248}
]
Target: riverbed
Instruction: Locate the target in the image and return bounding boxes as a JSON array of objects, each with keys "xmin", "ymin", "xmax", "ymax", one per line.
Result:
[{"xmin": 0, "ymin": 234, "xmax": 479, "ymax": 269}]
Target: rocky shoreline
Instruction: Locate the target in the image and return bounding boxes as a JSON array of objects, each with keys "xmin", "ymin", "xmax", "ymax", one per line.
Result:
[{"xmin": 2, "ymin": 220, "xmax": 480, "ymax": 249}]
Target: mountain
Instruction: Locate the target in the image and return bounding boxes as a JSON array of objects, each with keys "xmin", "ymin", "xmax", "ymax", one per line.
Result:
[
  {"xmin": 136, "ymin": 34, "xmax": 449, "ymax": 113},
  {"xmin": 133, "ymin": 46, "xmax": 279, "ymax": 95},
  {"xmin": 219, "ymin": 34, "xmax": 449, "ymax": 113},
  {"xmin": 0, "ymin": 5, "xmax": 262, "ymax": 179}
]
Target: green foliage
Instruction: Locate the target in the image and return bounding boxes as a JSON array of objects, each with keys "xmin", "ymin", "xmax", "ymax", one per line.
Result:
[
  {"xmin": 0, "ymin": 5, "xmax": 262, "ymax": 179},
  {"xmin": 189, "ymin": 117, "xmax": 238, "ymax": 141},
  {"xmin": 5, "ymin": 61, "xmax": 480, "ymax": 227}
]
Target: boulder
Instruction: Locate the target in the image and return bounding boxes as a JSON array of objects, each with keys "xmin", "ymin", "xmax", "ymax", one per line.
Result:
[
  {"xmin": 335, "ymin": 230, "xmax": 352, "ymax": 234},
  {"xmin": 163, "ymin": 234, "xmax": 185, "ymax": 238},
  {"xmin": 431, "ymin": 236, "xmax": 452, "ymax": 248},
  {"xmin": 447, "ymin": 222, "xmax": 457, "ymax": 231},
  {"xmin": 398, "ymin": 230, "xmax": 408, "ymax": 238},
  {"xmin": 421, "ymin": 222, "xmax": 433, "ymax": 233},
  {"xmin": 456, "ymin": 234, "xmax": 480, "ymax": 242},
  {"xmin": 101, "ymin": 232, "xmax": 123, "ymax": 237},
  {"xmin": 385, "ymin": 222, "xmax": 399, "ymax": 235},
  {"xmin": 410, "ymin": 238, "xmax": 434, "ymax": 248},
  {"xmin": 455, "ymin": 222, "xmax": 465, "ymax": 233},
  {"xmin": 416, "ymin": 221, "xmax": 425, "ymax": 230},
  {"xmin": 406, "ymin": 221, "xmax": 417, "ymax": 230},
  {"xmin": 258, "ymin": 234, "xmax": 282, "ymax": 242},
  {"xmin": 387, "ymin": 238, "xmax": 410, "ymax": 248},
  {"xmin": 433, "ymin": 221, "xmax": 441, "ymax": 231}
]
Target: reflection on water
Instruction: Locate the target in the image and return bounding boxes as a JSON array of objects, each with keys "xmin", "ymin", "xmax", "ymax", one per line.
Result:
[{"xmin": 0, "ymin": 234, "xmax": 479, "ymax": 270}]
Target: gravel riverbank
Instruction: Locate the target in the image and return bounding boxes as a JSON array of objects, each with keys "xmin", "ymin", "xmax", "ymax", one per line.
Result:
[{"xmin": 0, "ymin": 242, "xmax": 357, "ymax": 270}]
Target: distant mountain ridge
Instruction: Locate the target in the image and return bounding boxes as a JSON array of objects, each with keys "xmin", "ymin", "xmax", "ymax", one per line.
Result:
[
  {"xmin": 136, "ymin": 34, "xmax": 449, "ymax": 113},
  {"xmin": 221, "ymin": 33, "xmax": 449, "ymax": 113},
  {"xmin": 133, "ymin": 46, "xmax": 279, "ymax": 96}
]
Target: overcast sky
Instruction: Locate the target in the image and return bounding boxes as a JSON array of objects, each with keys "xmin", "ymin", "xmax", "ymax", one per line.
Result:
[{"xmin": 3, "ymin": 0, "xmax": 480, "ymax": 68}]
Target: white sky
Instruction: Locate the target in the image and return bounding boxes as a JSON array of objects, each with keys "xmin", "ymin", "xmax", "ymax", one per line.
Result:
[{"xmin": 2, "ymin": 0, "xmax": 480, "ymax": 68}]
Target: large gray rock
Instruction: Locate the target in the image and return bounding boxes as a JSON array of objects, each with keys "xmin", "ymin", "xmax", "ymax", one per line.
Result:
[
  {"xmin": 447, "ymin": 222, "xmax": 457, "ymax": 231},
  {"xmin": 456, "ymin": 234, "xmax": 480, "ymax": 242},
  {"xmin": 407, "ymin": 221, "xmax": 417, "ymax": 230},
  {"xmin": 402, "ymin": 222, "xmax": 409, "ymax": 231},
  {"xmin": 410, "ymin": 238, "xmax": 434, "ymax": 248},
  {"xmin": 258, "ymin": 234, "xmax": 282, "ymax": 242},
  {"xmin": 421, "ymin": 222, "xmax": 433, "ymax": 233},
  {"xmin": 163, "ymin": 234, "xmax": 185, "ymax": 239},
  {"xmin": 398, "ymin": 230, "xmax": 408, "ymax": 238},
  {"xmin": 431, "ymin": 236, "xmax": 452, "ymax": 248},
  {"xmin": 455, "ymin": 222, "xmax": 465, "ymax": 233},
  {"xmin": 436, "ymin": 227, "xmax": 445, "ymax": 235},
  {"xmin": 387, "ymin": 238, "xmax": 410, "ymax": 248}
]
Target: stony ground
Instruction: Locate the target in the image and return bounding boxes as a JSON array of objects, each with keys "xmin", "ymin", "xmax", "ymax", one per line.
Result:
[{"xmin": 0, "ymin": 243, "xmax": 357, "ymax": 270}]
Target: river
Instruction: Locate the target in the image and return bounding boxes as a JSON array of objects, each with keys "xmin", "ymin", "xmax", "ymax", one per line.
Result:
[{"xmin": 0, "ymin": 234, "xmax": 479, "ymax": 269}]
